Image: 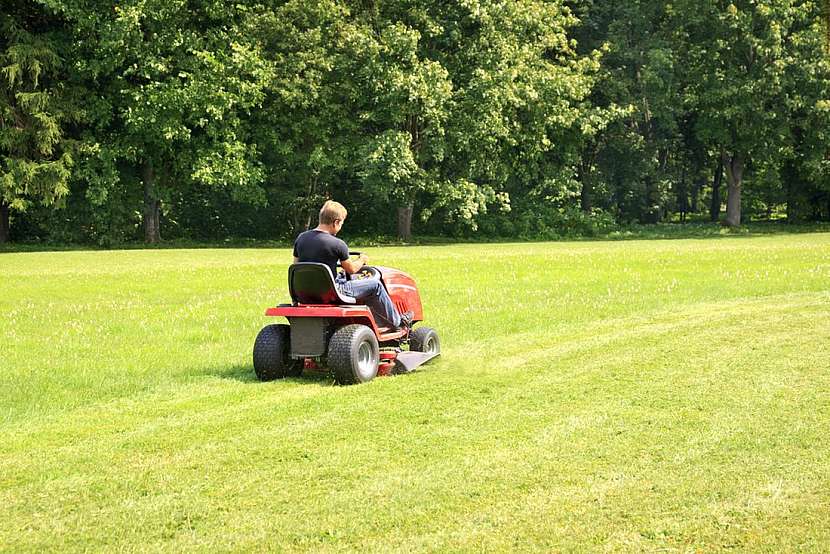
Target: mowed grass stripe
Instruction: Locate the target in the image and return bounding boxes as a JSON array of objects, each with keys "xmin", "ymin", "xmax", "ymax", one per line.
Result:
[
  {"xmin": 1, "ymin": 290, "xmax": 825, "ymax": 445},
  {"xmin": 1, "ymin": 292, "xmax": 829, "ymax": 550}
]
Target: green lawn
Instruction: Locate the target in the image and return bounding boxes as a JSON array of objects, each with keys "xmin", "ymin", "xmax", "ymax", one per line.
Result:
[{"xmin": 2, "ymin": 234, "xmax": 830, "ymax": 551}]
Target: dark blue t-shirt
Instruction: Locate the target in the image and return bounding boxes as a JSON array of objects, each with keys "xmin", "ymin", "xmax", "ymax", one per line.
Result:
[{"xmin": 292, "ymin": 229, "xmax": 349, "ymax": 278}]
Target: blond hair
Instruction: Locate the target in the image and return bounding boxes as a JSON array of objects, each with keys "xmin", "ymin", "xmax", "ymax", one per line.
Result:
[{"xmin": 319, "ymin": 200, "xmax": 347, "ymax": 225}]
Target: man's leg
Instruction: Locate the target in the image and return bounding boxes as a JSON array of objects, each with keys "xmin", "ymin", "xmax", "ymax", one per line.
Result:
[{"xmin": 340, "ymin": 278, "xmax": 401, "ymax": 328}]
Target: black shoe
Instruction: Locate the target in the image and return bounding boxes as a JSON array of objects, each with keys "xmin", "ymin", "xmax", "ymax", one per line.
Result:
[{"xmin": 398, "ymin": 311, "xmax": 414, "ymax": 329}]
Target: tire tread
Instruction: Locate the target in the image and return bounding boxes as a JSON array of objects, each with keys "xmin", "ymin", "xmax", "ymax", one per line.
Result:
[
  {"xmin": 253, "ymin": 324, "xmax": 301, "ymax": 381},
  {"xmin": 328, "ymin": 324, "xmax": 378, "ymax": 385},
  {"xmin": 410, "ymin": 326, "xmax": 440, "ymax": 353}
]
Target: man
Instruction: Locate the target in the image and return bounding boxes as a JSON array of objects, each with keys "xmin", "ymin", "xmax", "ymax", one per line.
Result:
[{"xmin": 293, "ymin": 200, "xmax": 414, "ymax": 331}]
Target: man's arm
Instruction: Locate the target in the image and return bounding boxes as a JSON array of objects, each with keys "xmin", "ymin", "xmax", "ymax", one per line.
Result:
[
  {"xmin": 341, "ymin": 254, "xmax": 368, "ymax": 274},
  {"xmin": 293, "ymin": 256, "xmax": 299, "ymax": 264}
]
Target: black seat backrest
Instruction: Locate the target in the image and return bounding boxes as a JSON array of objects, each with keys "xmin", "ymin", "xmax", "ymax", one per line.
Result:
[{"xmin": 288, "ymin": 263, "xmax": 356, "ymax": 305}]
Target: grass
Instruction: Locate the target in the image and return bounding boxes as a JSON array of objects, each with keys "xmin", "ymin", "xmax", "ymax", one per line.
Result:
[{"xmin": 1, "ymin": 233, "xmax": 829, "ymax": 551}]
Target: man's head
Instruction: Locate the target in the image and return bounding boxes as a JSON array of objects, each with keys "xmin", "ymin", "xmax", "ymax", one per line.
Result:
[{"xmin": 319, "ymin": 200, "xmax": 347, "ymax": 234}]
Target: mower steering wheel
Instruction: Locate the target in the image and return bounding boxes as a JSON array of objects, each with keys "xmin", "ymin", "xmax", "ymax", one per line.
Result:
[
  {"xmin": 349, "ymin": 265, "xmax": 380, "ymax": 282},
  {"xmin": 336, "ymin": 251, "xmax": 362, "ymax": 271},
  {"xmin": 341, "ymin": 251, "xmax": 380, "ymax": 282}
]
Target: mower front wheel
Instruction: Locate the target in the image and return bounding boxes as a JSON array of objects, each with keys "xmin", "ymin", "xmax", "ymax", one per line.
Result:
[
  {"xmin": 409, "ymin": 327, "xmax": 440, "ymax": 355},
  {"xmin": 328, "ymin": 324, "xmax": 379, "ymax": 385},
  {"xmin": 253, "ymin": 324, "xmax": 302, "ymax": 381}
]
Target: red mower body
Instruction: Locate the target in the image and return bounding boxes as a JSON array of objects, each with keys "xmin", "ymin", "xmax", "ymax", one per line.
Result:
[
  {"xmin": 254, "ymin": 262, "xmax": 440, "ymax": 385},
  {"xmin": 265, "ymin": 266, "xmax": 423, "ymax": 341}
]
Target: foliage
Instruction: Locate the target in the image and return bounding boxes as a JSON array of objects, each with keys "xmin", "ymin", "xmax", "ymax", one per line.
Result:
[
  {"xmin": 3, "ymin": 0, "xmax": 830, "ymax": 243},
  {"xmin": 39, "ymin": 0, "xmax": 274, "ymax": 242},
  {"xmin": 0, "ymin": 3, "xmax": 75, "ymax": 224}
]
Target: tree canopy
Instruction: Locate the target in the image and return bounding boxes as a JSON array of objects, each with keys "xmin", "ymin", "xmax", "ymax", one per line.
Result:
[{"xmin": 2, "ymin": 0, "xmax": 829, "ymax": 244}]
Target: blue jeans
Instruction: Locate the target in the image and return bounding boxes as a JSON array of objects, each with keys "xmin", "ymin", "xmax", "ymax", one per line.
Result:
[{"xmin": 336, "ymin": 275, "xmax": 401, "ymax": 328}]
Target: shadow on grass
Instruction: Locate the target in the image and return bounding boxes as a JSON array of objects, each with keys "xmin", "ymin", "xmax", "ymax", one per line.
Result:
[{"xmin": 211, "ymin": 364, "xmax": 334, "ymax": 387}]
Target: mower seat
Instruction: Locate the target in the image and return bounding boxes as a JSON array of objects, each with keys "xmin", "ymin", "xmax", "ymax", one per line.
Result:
[{"xmin": 288, "ymin": 263, "xmax": 356, "ymax": 305}]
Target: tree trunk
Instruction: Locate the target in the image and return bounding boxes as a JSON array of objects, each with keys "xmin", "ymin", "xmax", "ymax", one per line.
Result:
[
  {"xmin": 613, "ymin": 173, "xmax": 624, "ymax": 220},
  {"xmin": 304, "ymin": 175, "xmax": 318, "ymax": 231},
  {"xmin": 142, "ymin": 159, "xmax": 161, "ymax": 243},
  {"xmin": 812, "ymin": 192, "xmax": 822, "ymax": 221},
  {"xmin": 784, "ymin": 160, "xmax": 805, "ymax": 224},
  {"xmin": 710, "ymin": 157, "xmax": 723, "ymax": 222},
  {"xmin": 397, "ymin": 204, "xmax": 413, "ymax": 241},
  {"xmin": 678, "ymin": 165, "xmax": 688, "ymax": 223},
  {"xmin": 579, "ymin": 161, "xmax": 592, "ymax": 213},
  {"xmin": 642, "ymin": 176, "xmax": 660, "ymax": 224},
  {"xmin": 786, "ymin": 178, "xmax": 794, "ymax": 223},
  {"xmin": 723, "ymin": 152, "xmax": 744, "ymax": 227},
  {"xmin": 691, "ymin": 180, "xmax": 702, "ymax": 214},
  {"xmin": 0, "ymin": 199, "xmax": 9, "ymax": 244},
  {"xmin": 785, "ymin": 162, "xmax": 801, "ymax": 224}
]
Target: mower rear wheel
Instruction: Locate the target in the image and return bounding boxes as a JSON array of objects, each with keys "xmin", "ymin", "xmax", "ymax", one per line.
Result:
[
  {"xmin": 253, "ymin": 324, "xmax": 302, "ymax": 381},
  {"xmin": 409, "ymin": 327, "xmax": 440, "ymax": 355},
  {"xmin": 328, "ymin": 324, "xmax": 379, "ymax": 385}
]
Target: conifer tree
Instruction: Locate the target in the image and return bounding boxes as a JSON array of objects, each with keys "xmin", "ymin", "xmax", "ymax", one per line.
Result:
[{"xmin": 0, "ymin": 4, "xmax": 73, "ymax": 243}]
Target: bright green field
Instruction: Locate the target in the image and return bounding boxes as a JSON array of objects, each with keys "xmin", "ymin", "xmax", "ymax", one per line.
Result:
[{"xmin": 2, "ymin": 235, "xmax": 830, "ymax": 551}]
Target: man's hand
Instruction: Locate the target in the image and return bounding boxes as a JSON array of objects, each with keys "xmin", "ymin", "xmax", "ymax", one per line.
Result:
[{"xmin": 341, "ymin": 253, "xmax": 367, "ymax": 275}]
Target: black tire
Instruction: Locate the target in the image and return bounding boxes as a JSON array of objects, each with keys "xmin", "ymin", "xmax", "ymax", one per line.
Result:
[
  {"xmin": 253, "ymin": 324, "xmax": 302, "ymax": 381},
  {"xmin": 410, "ymin": 327, "xmax": 440, "ymax": 355},
  {"xmin": 328, "ymin": 324, "xmax": 379, "ymax": 385}
]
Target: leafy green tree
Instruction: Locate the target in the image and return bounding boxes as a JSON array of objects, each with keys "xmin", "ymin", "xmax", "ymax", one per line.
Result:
[
  {"xmin": 0, "ymin": 3, "xmax": 74, "ymax": 243},
  {"xmin": 245, "ymin": 0, "xmax": 351, "ymax": 237},
  {"xmin": 43, "ymin": 0, "xmax": 273, "ymax": 242},
  {"xmin": 416, "ymin": 0, "xmax": 599, "ymax": 235},
  {"xmin": 677, "ymin": 0, "xmax": 809, "ymax": 226},
  {"xmin": 249, "ymin": 1, "xmax": 598, "ymax": 240},
  {"xmin": 781, "ymin": 2, "xmax": 830, "ymax": 221},
  {"xmin": 570, "ymin": 0, "xmax": 686, "ymax": 223},
  {"xmin": 345, "ymin": 15, "xmax": 453, "ymax": 239},
  {"xmin": 460, "ymin": 0, "xmax": 596, "ymax": 218}
]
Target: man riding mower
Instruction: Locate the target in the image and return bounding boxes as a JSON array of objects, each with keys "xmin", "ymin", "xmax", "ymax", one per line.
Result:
[{"xmin": 253, "ymin": 201, "xmax": 440, "ymax": 385}]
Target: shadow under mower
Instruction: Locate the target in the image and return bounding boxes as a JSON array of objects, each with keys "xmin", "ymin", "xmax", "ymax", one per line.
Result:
[{"xmin": 254, "ymin": 253, "xmax": 440, "ymax": 385}]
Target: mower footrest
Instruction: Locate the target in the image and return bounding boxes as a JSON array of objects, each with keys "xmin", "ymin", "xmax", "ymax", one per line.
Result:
[{"xmin": 394, "ymin": 351, "xmax": 439, "ymax": 374}]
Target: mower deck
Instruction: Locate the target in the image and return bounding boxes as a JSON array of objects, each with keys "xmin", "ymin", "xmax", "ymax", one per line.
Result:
[{"xmin": 393, "ymin": 351, "xmax": 440, "ymax": 373}]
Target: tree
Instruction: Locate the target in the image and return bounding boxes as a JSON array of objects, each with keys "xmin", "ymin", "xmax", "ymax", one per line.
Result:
[
  {"xmin": 331, "ymin": 0, "xmax": 596, "ymax": 239},
  {"xmin": 0, "ymin": 3, "xmax": 74, "ymax": 243},
  {"xmin": 246, "ymin": 0, "xmax": 351, "ymax": 237},
  {"xmin": 677, "ymin": 0, "xmax": 807, "ymax": 226},
  {"xmin": 43, "ymin": 0, "xmax": 273, "ymax": 242},
  {"xmin": 333, "ymin": 4, "xmax": 453, "ymax": 240},
  {"xmin": 571, "ymin": 0, "xmax": 685, "ymax": 223},
  {"xmin": 781, "ymin": 2, "xmax": 830, "ymax": 221},
  {"xmin": 435, "ymin": 0, "xmax": 598, "ymax": 234}
]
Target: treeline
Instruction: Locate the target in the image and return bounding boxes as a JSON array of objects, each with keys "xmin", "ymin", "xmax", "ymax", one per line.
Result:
[{"xmin": 2, "ymin": 0, "xmax": 829, "ymax": 244}]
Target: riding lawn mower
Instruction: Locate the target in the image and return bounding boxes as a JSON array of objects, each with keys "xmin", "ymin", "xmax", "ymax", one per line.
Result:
[{"xmin": 253, "ymin": 253, "xmax": 440, "ymax": 385}]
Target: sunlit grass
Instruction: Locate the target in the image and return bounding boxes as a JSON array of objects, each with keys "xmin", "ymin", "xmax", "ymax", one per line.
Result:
[{"xmin": 1, "ymin": 233, "xmax": 829, "ymax": 551}]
